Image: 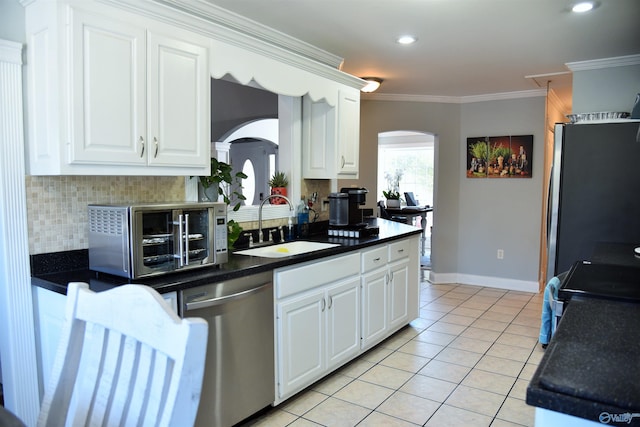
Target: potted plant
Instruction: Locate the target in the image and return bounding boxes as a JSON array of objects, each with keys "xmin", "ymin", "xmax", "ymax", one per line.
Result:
[
  {"xmin": 193, "ymin": 158, "xmax": 247, "ymax": 248},
  {"xmin": 383, "ymin": 170, "xmax": 403, "ymax": 208},
  {"xmin": 268, "ymin": 171, "xmax": 289, "ymax": 205}
]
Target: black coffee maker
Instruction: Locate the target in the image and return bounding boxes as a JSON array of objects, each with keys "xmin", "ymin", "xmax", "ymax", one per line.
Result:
[{"xmin": 329, "ymin": 187, "xmax": 368, "ymax": 226}]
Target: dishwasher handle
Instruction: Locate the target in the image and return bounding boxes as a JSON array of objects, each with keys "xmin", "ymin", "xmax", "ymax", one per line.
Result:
[{"xmin": 184, "ymin": 281, "xmax": 271, "ymax": 311}]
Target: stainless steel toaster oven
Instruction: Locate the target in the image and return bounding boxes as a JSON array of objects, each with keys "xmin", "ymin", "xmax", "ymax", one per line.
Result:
[{"xmin": 88, "ymin": 202, "xmax": 227, "ymax": 278}]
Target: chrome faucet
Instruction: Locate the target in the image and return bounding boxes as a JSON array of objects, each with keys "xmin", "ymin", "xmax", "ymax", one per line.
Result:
[{"xmin": 258, "ymin": 194, "xmax": 294, "ymax": 244}]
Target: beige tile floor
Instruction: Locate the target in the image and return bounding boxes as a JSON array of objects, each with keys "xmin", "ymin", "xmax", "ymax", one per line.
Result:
[{"xmin": 243, "ymin": 278, "xmax": 544, "ymax": 427}]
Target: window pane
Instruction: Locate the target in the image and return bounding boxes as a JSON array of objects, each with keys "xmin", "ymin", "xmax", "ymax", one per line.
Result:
[{"xmin": 378, "ymin": 146, "xmax": 434, "ymax": 206}]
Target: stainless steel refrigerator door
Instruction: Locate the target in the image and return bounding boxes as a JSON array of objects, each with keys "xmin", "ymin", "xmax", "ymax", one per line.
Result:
[
  {"xmin": 546, "ymin": 122, "xmax": 640, "ymax": 279},
  {"xmin": 546, "ymin": 123, "xmax": 565, "ymax": 282}
]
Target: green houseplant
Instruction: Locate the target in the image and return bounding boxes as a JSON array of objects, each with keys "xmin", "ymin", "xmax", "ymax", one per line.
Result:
[
  {"xmin": 268, "ymin": 171, "xmax": 289, "ymax": 205},
  {"xmin": 193, "ymin": 158, "xmax": 248, "ymax": 248}
]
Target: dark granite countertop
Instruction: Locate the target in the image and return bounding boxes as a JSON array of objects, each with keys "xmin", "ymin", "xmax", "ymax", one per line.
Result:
[
  {"xmin": 31, "ymin": 218, "xmax": 422, "ymax": 295},
  {"xmin": 526, "ymin": 297, "xmax": 640, "ymax": 424}
]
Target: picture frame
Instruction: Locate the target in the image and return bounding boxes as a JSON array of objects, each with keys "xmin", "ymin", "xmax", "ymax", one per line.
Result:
[{"xmin": 466, "ymin": 135, "xmax": 533, "ymax": 179}]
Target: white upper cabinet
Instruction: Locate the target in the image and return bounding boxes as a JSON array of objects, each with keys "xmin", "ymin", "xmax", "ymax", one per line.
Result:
[
  {"xmin": 336, "ymin": 88, "xmax": 360, "ymax": 178},
  {"xmin": 301, "ymin": 86, "xmax": 360, "ymax": 179},
  {"xmin": 24, "ymin": 1, "xmax": 210, "ymax": 175},
  {"xmin": 23, "ymin": 0, "xmax": 364, "ymax": 176}
]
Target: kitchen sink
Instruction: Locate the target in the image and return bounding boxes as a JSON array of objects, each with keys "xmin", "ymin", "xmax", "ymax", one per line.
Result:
[{"xmin": 234, "ymin": 241, "xmax": 340, "ymax": 258}]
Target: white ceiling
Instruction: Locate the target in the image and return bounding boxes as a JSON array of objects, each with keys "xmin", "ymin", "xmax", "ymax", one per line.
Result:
[{"xmin": 205, "ymin": 0, "xmax": 640, "ymax": 101}]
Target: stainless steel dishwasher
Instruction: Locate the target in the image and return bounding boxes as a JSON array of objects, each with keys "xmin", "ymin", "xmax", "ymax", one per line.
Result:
[{"xmin": 180, "ymin": 271, "xmax": 274, "ymax": 427}]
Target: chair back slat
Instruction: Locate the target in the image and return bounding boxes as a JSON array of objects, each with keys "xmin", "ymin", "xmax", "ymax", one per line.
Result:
[
  {"xmin": 106, "ymin": 335, "xmax": 138, "ymax": 426},
  {"xmin": 67, "ymin": 322, "xmax": 107, "ymax": 425},
  {"xmin": 123, "ymin": 343, "xmax": 154, "ymax": 426},
  {"xmin": 87, "ymin": 329, "xmax": 123, "ymax": 426},
  {"xmin": 37, "ymin": 282, "xmax": 208, "ymax": 427},
  {"xmin": 142, "ymin": 353, "xmax": 172, "ymax": 427}
]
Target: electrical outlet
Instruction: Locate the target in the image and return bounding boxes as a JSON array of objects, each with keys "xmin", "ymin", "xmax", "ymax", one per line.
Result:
[
  {"xmin": 321, "ymin": 198, "xmax": 330, "ymax": 212},
  {"xmin": 497, "ymin": 249, "xmax": 504, "ymax": 259}
]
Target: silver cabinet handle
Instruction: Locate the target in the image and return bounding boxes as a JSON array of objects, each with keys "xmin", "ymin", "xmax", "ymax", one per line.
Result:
[
  {"xmin": 139, "ymin": 136, "xmax": 145, "ymax": 157},
  {"xmin": 328, "ymin": 295, "xmax": 333, "ymax": 309},
  {"xmin": 373, "ymin": 257, "xmax": 381, "ymax": 262},
  {"xmin": 184, "ymin": 282, "xmax": 271, "ymax": 311},
  {"xmin": 153, "ymin": 137, "xmax": 158, "ymax": 158},
  {"xmin": 321, "ymin": 297, "xmax": 326, "ymax": 312},
  {"xmin": 341, "ymin": 155, "xmax": 345, "ymax": 168}
]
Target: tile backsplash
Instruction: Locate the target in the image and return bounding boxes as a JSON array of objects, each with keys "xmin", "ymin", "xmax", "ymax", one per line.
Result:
[
  {"xmin": 26, "ymin": 176, "xmax": 186, "ymax": 254},
  {"xmin": 26, "ymin": 176, "xmax": 335, "ymax": 255}
]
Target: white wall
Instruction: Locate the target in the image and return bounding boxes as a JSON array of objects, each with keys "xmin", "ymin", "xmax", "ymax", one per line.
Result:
[
  {"xmin": 572, "ymin": 63, "xmax": 640, "ymax": 114},
  {"xmin": 458, "ymin": 97, "xmax": 546, "ymax": 291},
  {"xmin": 352, "ymin": 96, "xmax": 546, "ymax": 290},
  {"xmin": 346, "ymin": 100, "xmax": 462, "ymax": 275},
  {"xmin": 0, "ymin": 1, "xmax": 24, "ymax": 43}
]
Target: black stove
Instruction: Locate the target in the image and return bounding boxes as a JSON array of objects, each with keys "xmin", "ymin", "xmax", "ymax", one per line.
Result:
[{"xmin": 559, "ymin": 261, "xmax": 640, "ymax": 303}]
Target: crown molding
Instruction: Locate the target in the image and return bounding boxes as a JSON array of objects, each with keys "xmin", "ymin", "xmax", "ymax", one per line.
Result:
[
  {"xmin": 99, "ymin": 0, "xmax": 363, "ymax": 89},
  {"xmin": 362, "ymin": 88, "xmax": 547, "ymax": 104},
  {"xmin": 157, "ymin": 0, "xmax": 344, "ymax": 69},
  {"xmin": 566, "ymin": 54, "xmax": 640, "ymax": 71},
  {"xmin": 0, "ymin": 40, "xmax": 22, "ymax": 64}
]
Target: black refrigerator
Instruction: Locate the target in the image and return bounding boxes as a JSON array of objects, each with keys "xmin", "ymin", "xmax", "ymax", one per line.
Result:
[{"xmin": 546, "ymin": 121, "xmax": 640, "ymax": 280}]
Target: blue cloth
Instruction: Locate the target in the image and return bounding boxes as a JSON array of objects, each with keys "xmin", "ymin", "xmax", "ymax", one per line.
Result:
[{"xmin": 539, "ymin": 276, "xmax": 561, "ymax": 345}]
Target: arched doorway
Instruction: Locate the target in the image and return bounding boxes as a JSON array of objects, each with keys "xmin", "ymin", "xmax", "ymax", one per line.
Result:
[{"xmin": 378, "ymin": 130, "xmax": 435, "ymax": 269}]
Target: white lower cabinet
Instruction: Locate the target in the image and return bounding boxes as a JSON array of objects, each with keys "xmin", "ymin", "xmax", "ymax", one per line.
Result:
[
  {"xmin": 361, "ymin": 237, "xmax": 418, "ymax": 350},
  {"xmin": 275, "ymin": 253, "xmax": 360, "ymax": 402},
  {"xmin": 276, "ymin": 278, "xmax": 360, "ymax": 399},
  {"xmin": 274, "ymin": 235, "xmax": 420, "ymax": 403}
]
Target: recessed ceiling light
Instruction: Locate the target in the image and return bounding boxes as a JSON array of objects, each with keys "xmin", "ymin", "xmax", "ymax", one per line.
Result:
[
  {"xmin": 396, "ymin": 35, "xmax": 417, "ymax": 45},
  {"xmin": 572, "ymin": 1, "xmax": 595, "ymax": 12}
]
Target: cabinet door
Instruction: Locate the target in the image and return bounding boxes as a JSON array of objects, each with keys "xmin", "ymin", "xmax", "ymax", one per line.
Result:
[
  {"xmin": 70, "ymin": 8, "xmax": 146, "ymax": 165},
  {"xmin": 277, "ymin": 290, "xmax": 324, "ymax": 398},
  {"xmin": 147, "ymin": 31, "xmax": 209, "ymax": 168},
  {"xmin": 301, "ymin": 96, "xmax": 336, "ymax": 179},
  {"xmin": 388, "ymin": 260, "xmax": 410, "ymax": 331},
  {"xmin": 336, "ymin": 88, "xmax": 360, "ymax": 177},
  {"xmin": 326, "ymin": 278, "xmax": 360, "ymax": 369},
  {"xmin": 361, "ymin": 269, "xmax": 388, "ymax": 349}
]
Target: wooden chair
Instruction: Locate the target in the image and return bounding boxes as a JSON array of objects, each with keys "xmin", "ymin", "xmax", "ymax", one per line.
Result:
[{"xmin": 37, "ymin": 282, "xmax": 208, "ymax": 427}]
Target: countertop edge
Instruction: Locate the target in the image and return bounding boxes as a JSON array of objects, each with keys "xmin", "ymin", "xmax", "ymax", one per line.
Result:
[{"xmin": 31, "ymin": 219, "xmax": 423, "ymax": 295}]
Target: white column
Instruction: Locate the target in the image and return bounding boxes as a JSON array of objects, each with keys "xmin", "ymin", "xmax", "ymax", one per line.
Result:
[{"xmin": 0, "ymin": 39, "xmax": 40, "ymax": 426}]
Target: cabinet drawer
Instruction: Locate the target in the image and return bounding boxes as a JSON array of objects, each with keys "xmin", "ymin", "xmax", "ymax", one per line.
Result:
[
  {"xmin": 361, "ymin": 245, "xmax": 388, "ymax": 273},
  {"xmin": 389, "ymin": 239, "xmax": 412, "ymax": 263},
  {"xmin": 276, "ymin": 253, "xmax": 360, "ymax": 299}
]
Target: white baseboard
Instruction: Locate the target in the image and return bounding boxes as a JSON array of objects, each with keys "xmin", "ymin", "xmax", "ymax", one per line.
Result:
[{"xmin": 428, "ymin": 272, "xmax": 539, "ymax": 293}]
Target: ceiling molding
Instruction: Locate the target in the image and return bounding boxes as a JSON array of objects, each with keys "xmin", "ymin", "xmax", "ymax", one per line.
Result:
[
  {"xmin": 155, "ymin": 0, "xmax": 345, "ymax": 69},
  {"xmin": 566, "ymin": 54, "xmax": 640, "ymax": 72},
  {"xmin": 363, "ymin": 89, "xmax": 547, "ymax": 104},
  {"xmin": 99, "ymin": 0, "xmax": 364, "ymax": 89},
  {"xmin": 0, "ymin": 40, "xmax": 22, "ymax": 64}
]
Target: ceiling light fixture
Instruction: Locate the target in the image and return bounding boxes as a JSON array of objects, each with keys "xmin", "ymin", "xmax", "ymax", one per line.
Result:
[
  {"xmin": 361, "ymin": 77, "xmax": 383, "ymax": 93},
  {"xmin": 572, "ymin": 1, "xmax": 595, "ymax": 12},
  {"xmin": 396, "ymin": 35, "xmax": 417, "ymax": 45}
]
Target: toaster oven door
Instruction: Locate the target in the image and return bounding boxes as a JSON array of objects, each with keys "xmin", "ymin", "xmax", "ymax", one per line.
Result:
[
  {"xmin": 134, "ymin": 207, "xmax": 216, "ymax": 277},
  {"xmin": 135, "ymin": 209, "xmax": 178, "ymax": 277}
]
